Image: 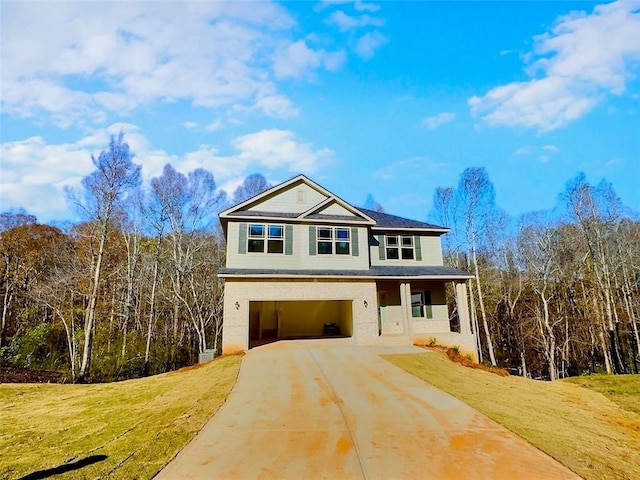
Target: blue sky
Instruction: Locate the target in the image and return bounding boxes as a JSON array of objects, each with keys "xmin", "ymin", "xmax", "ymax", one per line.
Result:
[{"xmin": 1, "ymin": 0, "xmax": 639, "ymax": 224}]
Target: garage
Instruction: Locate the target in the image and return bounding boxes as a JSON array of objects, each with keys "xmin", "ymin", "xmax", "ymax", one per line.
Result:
[{"xmin": 249, "ymin": 300, "xmax": 353, "ymax": 348}]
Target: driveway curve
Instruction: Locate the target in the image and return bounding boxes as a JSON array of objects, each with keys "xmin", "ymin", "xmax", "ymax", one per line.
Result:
[{"xmin": 156, "ymin": 340, "xmax": 579, "ymax": 479}]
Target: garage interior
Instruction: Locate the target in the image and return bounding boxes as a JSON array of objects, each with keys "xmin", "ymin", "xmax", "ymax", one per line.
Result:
[{"xmin": 249, "ymin": 300, "xmax": 353, "ymax": 348}]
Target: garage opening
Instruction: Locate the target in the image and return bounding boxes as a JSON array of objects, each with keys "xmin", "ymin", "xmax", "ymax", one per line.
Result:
[{"xmin": 249, "ymin": 300, "xmax": 353, "ymax": 348}]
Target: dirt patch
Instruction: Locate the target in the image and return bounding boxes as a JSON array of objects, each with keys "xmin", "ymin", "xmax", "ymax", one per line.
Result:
[
  {"xmin": 414, "ymin": 343, "xmax": 509, "ymax": 377},
  {"xmin": 177, "ymin": 363, "xmax": 204, "ymax": 373},
  {"xmin": 0, "ymin": 363, "xmax": 64, "ymax": 383}
]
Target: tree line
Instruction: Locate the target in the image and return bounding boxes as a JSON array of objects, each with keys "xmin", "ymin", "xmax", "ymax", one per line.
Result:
[
  {"xmin": 1, "ymin": 133, "xmax": 637, "ymax": 382},
  {"xmin": 0, "ymin": 133, "xmax": 270, "ymax": 382},
  {"xmin": 430, "ymin": 167, "xmax": 639, "ymax": 380}
]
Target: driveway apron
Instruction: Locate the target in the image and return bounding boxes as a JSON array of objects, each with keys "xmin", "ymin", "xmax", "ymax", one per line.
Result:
[{"xmin": 155, "ymin": 340, "xmax": 579, "ymax": 479}]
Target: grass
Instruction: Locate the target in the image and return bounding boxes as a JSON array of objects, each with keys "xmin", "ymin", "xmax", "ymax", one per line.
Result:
[
  {"xmin": 565, "ymin": 374, "xmax": 640, "ymax": 416},
  {"xmin": 384, "ymin": 349, "xmax": 640, "ymax": 480},
  {"xmin": 0, "ymin": 355, "xmax": 243, "ymax": 480}
]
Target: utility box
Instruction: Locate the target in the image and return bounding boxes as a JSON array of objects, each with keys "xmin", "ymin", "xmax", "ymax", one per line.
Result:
[{"xmin": 198, "ymin": 349, "xmax": 217, "ymax": 364}]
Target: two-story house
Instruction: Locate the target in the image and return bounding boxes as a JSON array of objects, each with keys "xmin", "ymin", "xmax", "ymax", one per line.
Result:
[{"xmin": 218, "ymin": 175, "xmax": 476, "ymax": 356}]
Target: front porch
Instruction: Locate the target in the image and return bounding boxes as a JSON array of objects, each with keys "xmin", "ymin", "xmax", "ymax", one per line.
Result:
[{"xmin": 376, "ymin": 279, "xmax": 476, "ymax": 356}]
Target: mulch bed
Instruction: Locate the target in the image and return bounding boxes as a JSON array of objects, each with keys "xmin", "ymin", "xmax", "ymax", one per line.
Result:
[{"xmin": 0, "ymin": 363, "xmax": 64, "ymax": 383}]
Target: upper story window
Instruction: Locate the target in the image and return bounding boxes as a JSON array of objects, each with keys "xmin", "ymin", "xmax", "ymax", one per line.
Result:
[
  {"xmin": 248, "ymin": 224, "xmax": 284, "ymax": 254},
  {"xmin": 317, "ymin": 227, "xmax": 350, "ymax": 255},
  {"xmin": 386, "ymin": 235, "xmax": 414, "ymax": 260}
]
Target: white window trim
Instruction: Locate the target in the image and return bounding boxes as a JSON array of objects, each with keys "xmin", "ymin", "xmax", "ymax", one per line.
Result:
[
  {"xmin": 317, "ymin": 226, "xmax": 351, "ymax": 255},
  {"xmin": 247, "ymin": 223, "xmax": 285, "ymax": 254},
  {"xmin": 411, "ymin": 291, "xmax": 424, "ymax": 318},
  {"xmin": 411, "ymin": 290, "xmax": 433, "ymax": 319},
  {"xmin": 386, "ymin": 235, "xmax": 414, "ymax": 260}
]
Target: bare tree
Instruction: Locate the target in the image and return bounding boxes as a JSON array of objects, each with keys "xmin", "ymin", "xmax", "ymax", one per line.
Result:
[
  {"xmin": 150, "ymin": 165, "xmax": 225, "ymax": 357},
  {"xmin": 457, "ymin": 167, "xmax": 500, "ymax": 366},
  {"xmin": 563, "ymin": 174, "xmax": 625, "ymax": 373},
  {"xmin": 518, "ymin": 213, "xmax": 561, "ymax": 380},
  {"xmin": 232, "ymin": 173, "xmax": 270, "ymax": 204},
  {"xmin": 66, "ymin": 132, "xmax": 141, "ymax": 381}
]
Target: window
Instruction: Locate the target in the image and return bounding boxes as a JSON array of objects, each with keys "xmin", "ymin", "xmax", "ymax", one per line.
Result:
[
  {"xmin": 411, "ymin": 291, "xmax": 432, "ymax": 318},
  {"xmin": 247, "ymin": 224, "xmax": 264, "ymax": 253},
  {"xmin": 401, "ymin": 236, "xmax": 414, "ymax": 260},
  {"xmin": 386, "ymin": 235, "xmax": 399, "ymax": 259},
  {"xmin": 317, "ymin": 227, "xmax": 350, "ymax": 255},
  {"xmin": 248, "ymin": 224, "xmax": 284, "ymax": 254},
  {"xmin": 386, "ymin": 235, "xmax": 414, "ymax": 260}
]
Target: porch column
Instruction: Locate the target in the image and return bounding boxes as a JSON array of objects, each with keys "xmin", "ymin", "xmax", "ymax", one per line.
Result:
[
  {"xmin": 399, "ymin": 282, "xmax": 411, "ymax": 335},
  {"xmin": 455, "ymin": 281, "xmax": 472, "ymax": 335}
]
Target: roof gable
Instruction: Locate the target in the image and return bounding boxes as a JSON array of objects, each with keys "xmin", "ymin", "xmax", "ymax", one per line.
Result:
[{"xmin": 220, "ymin": 175, "xmax": 375, "ymax": 225}]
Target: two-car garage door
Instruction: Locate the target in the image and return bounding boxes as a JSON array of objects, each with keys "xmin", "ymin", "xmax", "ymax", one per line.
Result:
[{"xmin": 249, "ymin": 300, "xmax": 353, "ymax": 347}]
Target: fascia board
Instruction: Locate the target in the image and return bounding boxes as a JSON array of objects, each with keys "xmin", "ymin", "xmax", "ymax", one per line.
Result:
[
  {"xmin": 370, "ymin": 226, "xmax": 450, "ymax": 234},
  {"xmin": 219, "ymin": 174, "xmax": 310, "ymax": 218},
  {"xmin": 298, "ymin": 197, "xmax": 376, "ymax": 225},
  {"xmin": 219, "ymin": 273, "xmax": 473, "ymax": 280}
]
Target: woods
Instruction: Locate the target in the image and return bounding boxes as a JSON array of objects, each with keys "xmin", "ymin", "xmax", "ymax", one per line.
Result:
[
  {"xmin": 1, "ymin": 134, "xmax": 638, "ymax": 382},
  {"xmin": 0, "ymin": 134, "xmax": 269, "ymax": 381},
  {"xmin": 430, "ymin": 168, "xmax": 640, "ymax": 380}
]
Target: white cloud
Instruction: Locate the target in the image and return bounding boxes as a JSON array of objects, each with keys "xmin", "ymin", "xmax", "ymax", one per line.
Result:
[
  {"xmin": 355, "ymin": 31, "xmax": 388, "ymax": 60},
  {"xmin": 0, "ymin": 125, "xmax": 333, "ymax": 221},
  {"xmin": 513, "ymin": 144, "xmax": 560, "ymax": 163},
  {"xmin": 354, "ymin": 1, "xmax": 381, "ymax": 13},
  {"xmin": 205, "ymin": 120, "xmax": 223, "ymax": 131},
  {"xmin": 514, "ymin": 146, "xmax": 534, "ymax": 157},
  {"xmin": 373, "ymin": 157, "xmax": 449, "ymax": 180},
  {"xmin": 0, "ymin": 1, "xmax": 347, "ymax": 126},
  {"xmin": 252, "ymin": 93, "xmax": 299, "ymax": 118},
  {"xmin": 272, "ymin": 40, "xmax": 346, "ymax": 79},
  {"xmin": 326, "ymin": 10, "xmax": 385, "ymax": 31},
  {"xmin": 183, "ymin": 121, "xmax": 199, "ymax": 129},
  {"xmin": 422, "ymin": 112, "xmax": 456, "ymax": 130},
  {"xmin": 469, "ymin": 1, "xmax": 640, "ymax": 132},
  {"xmin": 318, "ymin": 0, "xmax": 381, "ymax": 12},
  {"xmin": 232, "ymin": 129, "xmax": 333, "ymax": 174},
  {"xmin": 542, "ymin": 144, "xmax": 560, "ymax": 154}
]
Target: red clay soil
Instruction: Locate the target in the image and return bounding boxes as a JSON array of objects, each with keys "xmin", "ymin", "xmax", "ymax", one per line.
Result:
[{"xmin": 0, "ymin": 363, "xmax": 64, "ymax": 383}]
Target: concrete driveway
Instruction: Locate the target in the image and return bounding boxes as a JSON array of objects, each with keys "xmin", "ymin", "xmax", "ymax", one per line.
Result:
[{"xmin": 156, "ymin": 340, "xmax": 579, "ymax": 479}]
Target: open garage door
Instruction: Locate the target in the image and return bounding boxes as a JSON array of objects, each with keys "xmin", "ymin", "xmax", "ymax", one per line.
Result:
[{"xmin": 249, "ymin": 300, "xmax": 353, "ymax": 348}]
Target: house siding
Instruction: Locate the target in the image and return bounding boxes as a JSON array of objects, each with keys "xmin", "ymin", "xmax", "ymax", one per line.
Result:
[
  {"xmin": 320, "ymin": 202, "xmax": 356, "ymax": 216},
  {"xmin": 218, "ymin": 175, "xmax": 475, "ymax": 358},
  {"xmin": 226, "ymin": 222, "xmax": 369, "ymax": 270},
  {"xmin": 246, "ymin": 183, "xmax": 327, "ymax": 214},
  {"xmin": 370, "ymin": 235, "xmax": 443, "ymax": 266}
]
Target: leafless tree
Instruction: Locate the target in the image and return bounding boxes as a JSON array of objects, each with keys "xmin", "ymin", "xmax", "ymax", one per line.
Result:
[{"xmin": 66, "ymin": 132, "xmax": 141, "ymax": 381}]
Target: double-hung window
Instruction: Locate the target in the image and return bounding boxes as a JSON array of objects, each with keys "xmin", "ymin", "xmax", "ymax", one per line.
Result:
[
  {"xmin": 386, "ymin": 235, "xmax": 414, "ymax": 260},
  {"xmin": 248, "ymin": 224, "xmax": 284, "ymax": 254},
  {"xmin": 317, "ymin": 227, "xmax": 350, "ymax": 255},
  {"xmin": 411, "ymin": 291, "xmax": 433, "ymax": 318}
]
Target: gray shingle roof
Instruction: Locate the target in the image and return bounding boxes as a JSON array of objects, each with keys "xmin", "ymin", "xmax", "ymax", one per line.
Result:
[
  {"xmin": 360, "ymin": 208, "xmax": 447, "ymax": 231},
  {"xmin": 219, "ymin": 265, "xmax": 472, "ymax": 279},
  {"xmin": 228, "ymin": 210, "xmax": 300, "ymax": 218}
]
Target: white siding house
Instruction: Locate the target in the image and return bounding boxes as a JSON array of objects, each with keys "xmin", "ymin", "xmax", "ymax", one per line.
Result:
[{"xmin": 218, "ymin": 175, "xmax": 476, "ymax": 356}]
